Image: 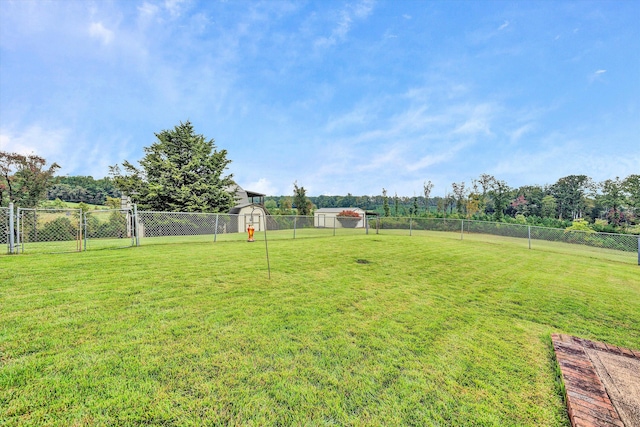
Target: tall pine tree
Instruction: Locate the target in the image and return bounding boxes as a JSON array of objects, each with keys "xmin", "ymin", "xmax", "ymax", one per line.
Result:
[{"xmin": 110, "ymin": 121, "xmax": 235, "ymax": 212}]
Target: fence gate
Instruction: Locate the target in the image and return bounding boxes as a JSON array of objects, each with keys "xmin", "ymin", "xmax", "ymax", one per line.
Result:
[
  {"xmin": 17, "ymin": 208, "xmax": 82, "ymax": 254},
  {"xmin": 84, "ymin": 209, "xmax": 136, "ymax": 250}
]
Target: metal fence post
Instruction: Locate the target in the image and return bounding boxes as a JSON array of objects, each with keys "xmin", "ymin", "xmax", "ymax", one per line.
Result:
[
  {"xmin": 83, "ymin": 213, "xmax": 88, "ymax": 251},
  {"xmin": 333, "ymin": 217, "xmax": 336, "ymax": 236},
  {"xmin": 133, "ymin": 204, "xmax": 140, "ymax": 247},
  {"xmin": 214, "ymin": 214, "xmax": 219, "ymax": 242},
  {"xmin": 8, "ymin": 203, "xmax": 14, "ymax": 254},
  {"xmin": 365, "ymin": 215, "xmax": 369, "ymax": 235},
  {"xmin": 637, "ymin": 236, "xmax": 639, "ymax": 266},
  {"xmin": 410, "ymin": 218, "xmax": 413, "ymax": 236},
  {"xmin": 16, "ymin": 207, "xmax": 21, "ymax": 253},
  {"xmin": 461, "ymin": 219, "xmax": 464, "ymax": 240},
  {"xmin": 293, "ymin": 216, "xmax": 297, "ymax": 239},
  {"xmin": 528, "ymin": 226, "xmax": 531, "ymax": 250}
]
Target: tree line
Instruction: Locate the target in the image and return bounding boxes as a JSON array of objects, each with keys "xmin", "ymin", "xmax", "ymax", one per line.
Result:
[
  {"xmin": 265, "ymin": 174, "xmax": 639, "ymax": 233},
  {"xmin": 2, "ymin": 121, "xmax": 638, "ymax": 235}
]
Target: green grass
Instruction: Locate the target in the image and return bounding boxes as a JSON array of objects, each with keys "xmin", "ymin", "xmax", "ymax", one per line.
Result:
[{"xmin": 1, "ymin": 234, "xmax": 639, "ymax": 426}]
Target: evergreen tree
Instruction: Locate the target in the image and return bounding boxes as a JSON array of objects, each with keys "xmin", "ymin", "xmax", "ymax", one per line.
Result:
[
  {"xmin": 394, "ymin": 192, "xmax": 399, "ymax": 216},
  {"xmin": 110, "ymin": 121, "xmax": 234, "ymax": 212},
  {"xmin": 293, "ymin": 181, "xmax": 311, "ymax": 215},
  {"xmin": 382, "ymin": 188, "xmax": 390, "ymax": 217}
]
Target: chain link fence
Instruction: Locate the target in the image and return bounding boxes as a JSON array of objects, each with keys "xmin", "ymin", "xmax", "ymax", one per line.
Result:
[
  {"xmin": 133, "ymin": 212, "xmax": 368, "ymax": 245},
  {"xmin": 16, "ymin": 208, "xmax": 82, "ymax": 254},
  {"xmin": 373, "ymin": 216, "xmax": 639, "ymax": 264},
  {"xmin": 84, "ymin": 209, "xmax": 136, "ymax": 250},
  {"xmin": 2, "ymin": 206, "xmax": 9, "ymax": 254},
  {"xmin": 2, "ymin": 205, "xmax": 638, "ymax": 264},
  {"xmin": 137, "ymin": 211, "xmax": 243, "ymax": 245}
]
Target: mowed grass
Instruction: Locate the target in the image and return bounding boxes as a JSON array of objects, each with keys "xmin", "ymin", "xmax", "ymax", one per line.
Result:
[{"xmin": 1, "ymin": 235, "xmax": 639, "ymax": 426}]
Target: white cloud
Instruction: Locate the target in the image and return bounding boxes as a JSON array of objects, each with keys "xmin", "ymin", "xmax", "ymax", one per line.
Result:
[
  {"xmin": 452, "ymin": 104, "xmax": 494, "ymax": 136},
  {"xmin": 406, "ymin": 148, "xmax": 461, "ymax": 172},
  {"xmin": 138, "ymin": 2, "xmax": 160, "ymax": 22},
  {"xmin": 244, "ymin": 178, "xmax": 278, "ymax": 196},
  {"xmin": 589, "ymin": 69, "xmax": 607, "ymax": 83},
  {"xmin": 315, "ymin": 0, "xmax": 375, "ymax": 48},
  {"xmin": 508, "ymin": 123, "xmax": 534, "ymax": 143},
  {"xmin": 89, "ymin": 22, "xmax": 114, "ymax": 45},
  {"xmin": 0, "ymin": 125, "xmax": 69, "ymax": 162},
  {"xmin": 165, "ymin": 0, "xmax": 188, "ymax": 18},
  {"xmin": 498, "ymin": 20, "xmax": 509, "ymax": 31}
]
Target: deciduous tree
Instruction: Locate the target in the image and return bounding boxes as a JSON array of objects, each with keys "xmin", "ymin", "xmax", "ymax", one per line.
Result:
[{"xmin": 0, "ymin": 151, "xmax": 60, "ymax": 207}]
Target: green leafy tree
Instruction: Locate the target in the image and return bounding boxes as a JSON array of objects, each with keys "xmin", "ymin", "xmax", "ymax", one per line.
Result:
[
  {"xmin": 599, "ymin": 177, "xmax": 625, "ymax": 225},
  {"xmin": 0, "ymin": 151, "xmax": 60, "ymax": 207},
  {"xmin": 423, "ymin": 180, "xmax": 433, "ymax": 214},
  {"xmin": 550, "ymin": 175, "xmax": 593, "ymax": 220},
  {"xmin": 477, "ymin": 174, "xmax": 494, "ymax": 214},
  {"xmin": 488, "ymin": 179, "xmax": 511, "ymax": 221},
  {"xmin": 411, "ymin": 197, "xmax": 419, "ymax": 216},
  {"xmin": 541, "ymin": 195, "xmax": 557, "ymax": 218},
  {"xmin": 279, "ymin": 196, "xmax": 293, "ymax": 215},
  {"xmin": 105, "ymin": 196, "xmax": 121, "ymax": 210},
  {"xmin": 110, "ymin": 121, "xmax": 234, "ymax": 212},
  {"xmin": 515, "ymin": 185, "xmax": 544, "ymax": 217},
  {"xmin": 382, "ymin": 188, "xmax": 390, "ymax": 217},
  {"xmin": 293, "ymin": 181, "xmax": 312, "ymax": 215},
  {"xmin": 622, "ymin": 174, "xmax": 640, "ymax": 217},
  {"xmin": 394, "ymin": 192, "xmax": 399, "ymax": 216},
  {"xmin": 451, "ymin": 181, "xmax": 466, "ymax": 215}
]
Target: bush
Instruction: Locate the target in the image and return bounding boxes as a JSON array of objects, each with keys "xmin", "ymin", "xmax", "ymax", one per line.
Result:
[{"xmin": 337, "ymin": 210, "xmax": 361, "ymax": 228}]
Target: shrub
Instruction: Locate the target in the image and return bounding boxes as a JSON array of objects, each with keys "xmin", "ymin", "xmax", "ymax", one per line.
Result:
[{"xmin": 337, "ymin": 210, "xmax": 361, "ymax": 228}]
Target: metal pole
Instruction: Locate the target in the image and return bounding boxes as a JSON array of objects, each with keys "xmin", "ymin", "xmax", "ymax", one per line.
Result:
[
  {"xmin": 133, "ymin": 204, "xmax": 140, "ymax": 247},
  {"xmin": 528, "ymin": 226, "xmax": 531, "ymax": 250},
  {"xmin": 83, "ymin": 213, "xmax": 87, "ymax": 251},
  {"xmin": 333, "ymin": 216, "xmax": 336, "ymax": 236},
  {"xmin": 376, "ymin": 216, "xmax": 379, "ymax": 234},
  {"xmin": 410, "ymin": 217, "xmax": 412, "ymax": 236},
  {"xmin": 365, "ymin": 215, "xmax": 369, "ymax": 235},
  {"xmin": 8, "ymin": 203, "xmax": 14, "ymax": 254},
  {"xmin": 461, "ymin": 219, "xmax": 464, "ymax": 240},
  {"xmin": 263, "ymin": 213, "xmax": 271, "ymax": 279},
  {"xmin": 637, "ymin": 236, "xmax": 639, "ymax": 266},
  {"xmin": 16, "ymin": 208, "xmax": 21, "ymax": 253},
  {"xmin": 293, "ymin": 216, "xmax": 297, "ymax": 239},
  {"xmin": 214, "ymin": 214, "xmax": 219, "ymax": 242}
]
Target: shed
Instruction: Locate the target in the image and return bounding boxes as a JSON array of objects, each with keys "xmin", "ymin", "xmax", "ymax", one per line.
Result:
[
  {"xmin": 229, "ymin": 203, "xmax": 267, "ymax": 233},
  {"xmin": 314, "ymin": 207, "xmax": 366, "ymax": 228}
]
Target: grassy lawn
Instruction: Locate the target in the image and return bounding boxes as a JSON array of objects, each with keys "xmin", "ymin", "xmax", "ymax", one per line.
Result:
[{"xmin": 1, "ymin": 234, "xmax": 639, "ymax": 426}]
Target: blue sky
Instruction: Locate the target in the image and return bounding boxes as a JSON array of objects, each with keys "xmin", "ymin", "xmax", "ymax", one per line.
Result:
[{"xmin": 1, "ymin": 0, "xmax": 638, "ymax": 197}]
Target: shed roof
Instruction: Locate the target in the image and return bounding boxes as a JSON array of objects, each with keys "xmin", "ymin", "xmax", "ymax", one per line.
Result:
[{"xmin": 314, "ymin": 207, "xmax": 365, "ymax": 214}]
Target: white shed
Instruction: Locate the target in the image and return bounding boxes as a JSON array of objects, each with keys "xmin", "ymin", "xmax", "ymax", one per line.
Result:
[
  {"xmin": 314, "ymin": 208, "xmax": 366, "ymax": 228},
  {"xmin": 229, "ymin": 203, "xmax": 267, "ymax": 233}
]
